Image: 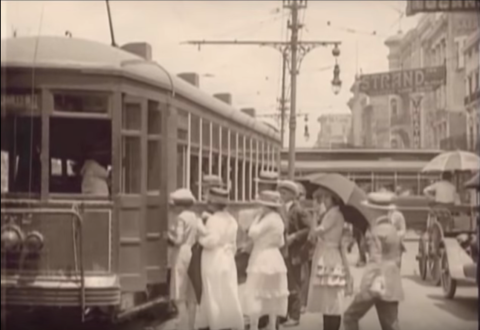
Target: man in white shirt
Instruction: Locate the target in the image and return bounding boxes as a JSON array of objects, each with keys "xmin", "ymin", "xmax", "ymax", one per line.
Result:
[
  {"xmin": 388, "ymin": 204, "xmax": 407, "ymax": 268},
  {"xmin": 423, "ymin": 172, "xmax": 459, "ymax": 205}
]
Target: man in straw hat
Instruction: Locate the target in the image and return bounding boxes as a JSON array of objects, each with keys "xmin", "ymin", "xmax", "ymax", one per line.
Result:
[
  {"xmin": 277, "ymin": 179, "xmax": 313, "ymax": 327},
  {"xmin": 343, "ymin": 192, "xmax": 404, "ymax": 330},
  {"xmin": 255, "ymin": 170, "xmax": 280, "ymax": 192},
  {"xmin": 196, "ymin": 186, "xmax": 244, "ymax": 330}
]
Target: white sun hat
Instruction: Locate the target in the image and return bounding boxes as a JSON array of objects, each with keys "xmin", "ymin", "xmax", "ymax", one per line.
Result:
[
  {"xmin": 169, "ymin": 188, "xmax": 196, "ymax": 205},
  {"xmin": 255, "ymin": 190, "xmax": 282, "ymax": 208}
]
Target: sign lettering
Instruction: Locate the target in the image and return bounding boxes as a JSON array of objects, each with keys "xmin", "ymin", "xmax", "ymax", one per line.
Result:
[
  {"xmin": 410, "ymin": 94, "xmax": 423, "ymax": 149},
  {"xmin": 406, "ymin": 0, "xmax": 480, "ymax": 16},
  {"xmin": 358, "ymin": 66, "xmax": 446, "ymax": 96},
  {"xmin": 1, "ymin": 94, "xmax": 39, "ymax": 110}
]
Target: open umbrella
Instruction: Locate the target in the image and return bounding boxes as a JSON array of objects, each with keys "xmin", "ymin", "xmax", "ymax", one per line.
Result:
[
  {"xmin": 422, "ymin": 150, "xmax": 480, "ymax": 173},
  {"xmin": 309, "ymin": 173, "xmax": 374, "ymax": 231}
]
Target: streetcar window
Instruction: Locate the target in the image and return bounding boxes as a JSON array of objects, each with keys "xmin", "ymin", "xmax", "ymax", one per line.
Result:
[
  {"xmin": 147, "ymin": 101, "xmax": 162, "ymax": 193},
  {"xmin": 53, "ymin": 91, "xmax": 109, "ymax": 114},
  {"xmin": 122, "ymin": 137, "xmax": 140, "ymax": 194},
  {"xmin": 49, "ymin": 117, "xmax": 111, "ymax": 195},
  {"xmin": 1, "ymin": 115, "xmax": 42, "ymax": 194}
]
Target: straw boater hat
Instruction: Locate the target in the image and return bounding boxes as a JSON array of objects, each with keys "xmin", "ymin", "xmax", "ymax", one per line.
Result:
[
  {"xmin": 256, "ymin": 190, "xmax": 282, "ymax": 208},
  {"xmin": 278, "ymin": 180, "xmax": 299, "ymax": 196},
  {"xmin": 361, "ymin": 191, "xmax": 396, "ymax": 211},
  {"xmin": 254, "ymin": 170, "xmax": 279, "ymax": 184},
  {"xmin": 169, "ymin": 188, "xmax": 196, "ymax": 205},
  {"xmin": 207, "ymin": 187, "xmax": 230, "ymax": 205},
  {"xmin": 202, "ymin": 174, "xmax": 224, "ymax": 188},
  {"xmin": 296, "ymin": 182, "xmax": 306, "ymax": 195}
]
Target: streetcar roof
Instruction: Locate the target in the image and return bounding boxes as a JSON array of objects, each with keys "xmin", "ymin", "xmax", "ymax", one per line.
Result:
[
  {"xmin": 281, "ymin": 159, "xmax": 430, "ymax": 173},
  {"xmin": 1, "ymin": 36, "xmax": 280, "ymax": 141},
  {"xmin": 281, "ymin": 148, "xmax": 443, "ymax": 155}
]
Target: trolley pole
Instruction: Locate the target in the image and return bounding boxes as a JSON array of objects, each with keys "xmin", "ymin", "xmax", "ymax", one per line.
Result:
[
  {"xmin": 105, "ymin": 0, "xmax": 117, "ymax": 47},
  {"xmin": 182, "ymin": 0, "xmax": 341, "ymax": 179}
]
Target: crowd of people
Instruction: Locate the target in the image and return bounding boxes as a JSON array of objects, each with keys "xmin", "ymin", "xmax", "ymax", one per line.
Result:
[{"xmin": 166, "ymin": 170, "xmax": 409, "ymax": 330}]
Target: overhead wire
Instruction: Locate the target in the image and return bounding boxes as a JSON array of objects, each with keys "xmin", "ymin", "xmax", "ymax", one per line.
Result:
[{"xmin": 199, "ymin": 11, "xmax": 289, "ymax": 74}]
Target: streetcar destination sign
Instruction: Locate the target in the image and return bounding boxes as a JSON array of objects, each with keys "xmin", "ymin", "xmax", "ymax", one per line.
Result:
[
  {"xmin": 406, "ymin": 0, "xmax": 480, "ymax": 16},
  {"xmin": 358, "ymin": 66, "xmax": 446, "ymax": 96}
]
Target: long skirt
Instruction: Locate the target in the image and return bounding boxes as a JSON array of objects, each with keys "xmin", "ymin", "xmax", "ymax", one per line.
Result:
[
  {"xmin": 196, "ymin": 250, "xmax": 244, "ymax": 330},
  {"xmin": 170, "ymin": 245, "xmax": 196, "ymax": 303},
  {"xmin": 307, "ymin": 242, "xmax": 346, "ymax": 315},
  {"xmin": 242, "ymin": 248, "xmax": 289, "ymax": 317}
]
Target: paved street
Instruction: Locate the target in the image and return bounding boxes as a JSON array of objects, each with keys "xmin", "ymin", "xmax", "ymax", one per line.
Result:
[
  {"xmin": 158, "ymin": 238, "xmax": 478, "ymax": 330},
  {"xmin": 288, "ymin": 240, "xmax": 478, "ymax": 330}
]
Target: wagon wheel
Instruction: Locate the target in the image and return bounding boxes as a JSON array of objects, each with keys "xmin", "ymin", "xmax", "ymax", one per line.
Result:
[
  {"xmin": 427, "ymin": 221, "xmax": 444, "ymax": 286},
  {"xmin": 417, "ymin": 233, "xmax": 428, "ymax": 280},
  {"xmin": 440, "ymin": 247, "xmax": 457, "ymax": 299}
]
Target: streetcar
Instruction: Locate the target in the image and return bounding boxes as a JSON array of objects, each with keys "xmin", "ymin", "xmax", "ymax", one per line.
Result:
[
  {"xmin": 1, "ymin": 36, "xmax": 280, "ymax": 326},
  {"xmin": 288, "ymin": 148, "xmax": 441, "ymax": 231}
]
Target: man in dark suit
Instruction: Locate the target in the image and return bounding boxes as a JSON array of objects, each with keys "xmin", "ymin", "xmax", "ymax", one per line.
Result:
[{"xmin": 278, "ymin": 180, "xmax": 313, "ymax": 327}]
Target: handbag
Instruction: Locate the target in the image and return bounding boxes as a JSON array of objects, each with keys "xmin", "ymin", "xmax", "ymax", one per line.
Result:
[
  {"xmin": 187, "ymin": 242, "xmax": 203, "ymax": 303},
  {"xmin": 235, "ymin": 251, "xmax": 250, "ymax": 285},
  {"xmin": 369, "ymin": 272, "xmax": 386, "ymax": 297},
  {"xmin": 368, "ymin": 231, "xmax": 387, "ymax": 298}
]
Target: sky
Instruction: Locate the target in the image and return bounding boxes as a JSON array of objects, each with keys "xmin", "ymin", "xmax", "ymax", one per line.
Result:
[{"xmin": 1, "ymin": 0, "xmax": 421, "ymax": 147}]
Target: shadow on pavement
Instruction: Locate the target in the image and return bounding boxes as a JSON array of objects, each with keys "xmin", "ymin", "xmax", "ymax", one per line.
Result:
[
  {"xmin": 427, "ymin": 294, "xmax": 478, "ymax": 322},
  {"xmin": 401, "ymin": 274, "xmax": 435, "ymax": 287}
]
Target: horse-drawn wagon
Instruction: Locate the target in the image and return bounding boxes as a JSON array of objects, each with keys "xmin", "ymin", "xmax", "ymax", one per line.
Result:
[{"xmin": 410, "ymin": 151, "xmax": 479, "ymax": 299}]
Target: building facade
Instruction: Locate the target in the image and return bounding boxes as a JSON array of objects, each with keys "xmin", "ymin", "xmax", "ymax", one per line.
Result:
[
  {"xmin": 464, "ymin": 29, "xmax": 480, "ymax": 152},
  {"xmin": 315, "ymin": 113, "xmax": 352, "ymax": 149},
  {"xmin": 348, "ymin": 80, "xmax": 391, "ymax": 148},
  {"xmin": 384, "ymin": 12, "xmax": 478, "ymax": 150}
]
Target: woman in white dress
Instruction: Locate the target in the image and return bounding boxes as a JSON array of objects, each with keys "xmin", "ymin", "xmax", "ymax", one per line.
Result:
[
  {"xmin": 196, "ymin": 187, "xmax": 244, "ymax": 330},
  {"xmin": 168, "ymin": 188, "xmax": 206, "ymax": 330},
  {"xmin": 243, "ymin": 190, "xmax": 289, "ymax": 330}
]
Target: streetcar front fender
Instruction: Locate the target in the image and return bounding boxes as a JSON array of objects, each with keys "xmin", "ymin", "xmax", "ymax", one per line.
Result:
[{"xmin": 443, "ymin": 238, "xmax": 473, "ymax": 281}]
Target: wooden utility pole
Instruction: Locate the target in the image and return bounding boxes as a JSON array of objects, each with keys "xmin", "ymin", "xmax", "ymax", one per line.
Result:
[
  {"xmin": 279, "ymin": 51, "xmax": 288, "ymax": 147},
  {"xmin": 183, "ymin": 0, "xmax": 341, "ymax": 179}
]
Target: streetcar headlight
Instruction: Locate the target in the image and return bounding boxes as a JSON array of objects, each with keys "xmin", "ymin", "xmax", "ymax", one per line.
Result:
[
  {"xmin": 25, "ymin": 231, "xmax": 44, "ymax": 253},
  {"xmin": 1, "ymin": 225, "xmax": 24, "ymax": 252}
]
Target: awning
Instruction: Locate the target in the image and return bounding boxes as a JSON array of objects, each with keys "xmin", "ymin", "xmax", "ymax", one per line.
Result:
[{"xmin": 280, "ymin": 160, "xmax": 429, "ymax": 173}]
